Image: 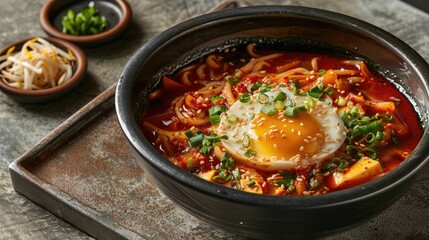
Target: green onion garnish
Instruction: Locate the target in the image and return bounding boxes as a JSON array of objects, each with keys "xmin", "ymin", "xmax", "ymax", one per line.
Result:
[
  {"xmin": 345, "ymin": 145, "xmax": 359, "ymax": 156},
  {"xmin": 273, "ymin": 92, "xmax": 287, "ymax": 102},
  {"xmin": 225, "ymin": 75, "xmax": 240, "ymax": 85},
  {"xmin": 260, "ymin": 104, "xmax": 278, "ymax": 116},
  {"xmin": 366, "ymin": 132, "xmax": 376, "ymax": 143},
  {"xmin": 244, "ymin": 149, "xmax": 256, "ymax": 157},
  {"xmin": 324, "ymin": 86, "xmax": 334, "ymax": 96},
  {"xmin": 61, "ymin": 2, "xmax": 108, "ymax": 35},
  {"xmin": 242, "ymin": 134, "xmax": 250, "ymax": 148},
  {"xmin": 211, "ymin": 96, "xmax": 224, "ymax": 105},
  {"xmin": 247, "ymin": 82, "xmax": 262, "ymax": 93},
  {"xmin": 257, "ymin": 93, "xmax": 269, "ymax": 104},
  {"xmin": 283, "ymin": 106, "xmax": 298, "ymax": 117},
  {"xmin": 246, "ymin": 180, "xmax": 256, "ymax": 187},
  {"xmin": 260, "ymin": 85, "xmax": 272, "ymax": 93},
  {"xmin": 227, "ymin": 114, "xmax": 238, "ymax": 124},
  {"xmin": 308, "ymin": 86, "xmax": 324, "ymax": 99},
  {"xmin": 209, "ymin": 105, "xmax": 226, "ymax": 116},
  {"xmin": 376, "ymin": 131, "xmax": 384, "ymax": 141},
  {"xmin": 239, "ymin": 93, "xmax": 251, "ymax": 103},
  {"xmin": 274, "ymin": 100, "xmax": 285, "ymax": 111}
]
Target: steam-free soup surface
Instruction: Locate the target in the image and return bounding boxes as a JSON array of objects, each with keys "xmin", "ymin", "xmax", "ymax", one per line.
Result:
[{"xmin": 140, "ymin": 44, "xmax": 422, "ymax": 196}]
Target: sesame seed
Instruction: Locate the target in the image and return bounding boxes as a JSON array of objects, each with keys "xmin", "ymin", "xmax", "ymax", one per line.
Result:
[{"xmin": 299, "ymin": 146, "xmax": 304, "ymax": 151}]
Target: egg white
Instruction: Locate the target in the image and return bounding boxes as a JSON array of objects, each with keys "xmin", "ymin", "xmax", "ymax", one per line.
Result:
[{"xmin": 216, "ymin": 86, "xmax": 346, "ymax": 171}]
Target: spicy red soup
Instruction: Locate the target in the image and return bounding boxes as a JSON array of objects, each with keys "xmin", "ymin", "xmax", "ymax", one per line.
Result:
[{"xmin": 139, "ymin": 44, "xmax": 422, "ymax": 196}]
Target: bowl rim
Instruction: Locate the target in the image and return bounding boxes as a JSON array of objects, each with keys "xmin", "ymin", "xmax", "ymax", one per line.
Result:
[
  {"xmin": 0, "ymin": 37, "xmax": 87, "ymax": 98},
  {"xmin": 39, "ymin": 0, "xmax": 132, "ymax": 46},
  {"xmin": 116, "ymin": 5, "xmax": 429, "ymax": 207}
]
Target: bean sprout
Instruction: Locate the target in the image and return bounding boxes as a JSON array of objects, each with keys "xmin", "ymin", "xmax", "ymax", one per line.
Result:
[{"xmin": 0, "ymin": 38, "xmax": 76, "ymax": 90}]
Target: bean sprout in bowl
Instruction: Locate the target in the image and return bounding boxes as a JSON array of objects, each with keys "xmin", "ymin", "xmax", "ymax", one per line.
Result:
[
  {"xmin": 0, "ymin": 37, "xmax": 87, "ymax": 103},
  {"xmin": 116, "ymin": 6, "xmax": 429, "ymax": 239}
]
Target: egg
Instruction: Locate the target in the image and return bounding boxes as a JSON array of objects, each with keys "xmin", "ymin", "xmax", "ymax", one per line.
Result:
[{"xmin": 216, "ymin": 86, "xmax": 346, "ymax": 171}]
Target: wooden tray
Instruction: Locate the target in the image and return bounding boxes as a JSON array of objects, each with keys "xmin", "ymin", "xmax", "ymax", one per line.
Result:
[{"xmin": 8, "ymin": 1, "xmax": 250, "ymax": 239}]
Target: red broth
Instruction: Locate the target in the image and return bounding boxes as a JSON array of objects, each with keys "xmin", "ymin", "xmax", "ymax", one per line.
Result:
[{"xmin": 139, "ymin": 44, "xmax": 422, "ymax": 196}]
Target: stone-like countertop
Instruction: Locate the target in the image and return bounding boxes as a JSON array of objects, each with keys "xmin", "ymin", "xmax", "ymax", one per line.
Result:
[{"xmin": 0, "ymin": 0, "xmax": 428, "ymax": 239}]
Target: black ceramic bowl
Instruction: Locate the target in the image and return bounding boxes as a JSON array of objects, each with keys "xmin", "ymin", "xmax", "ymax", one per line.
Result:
[{"xmin": 116, "ymin": 6, "xmax": 429, "ymax": 239}]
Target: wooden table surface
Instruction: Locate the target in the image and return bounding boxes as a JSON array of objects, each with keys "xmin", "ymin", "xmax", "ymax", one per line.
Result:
[{"xmin": 0, "ymin": 0, "xmax": 428, "ymax": 239}]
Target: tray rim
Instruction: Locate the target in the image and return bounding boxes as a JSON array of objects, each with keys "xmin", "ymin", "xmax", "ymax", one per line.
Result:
[{"xmin": 8, "ymin": 84, "xmax": 146, "ymax": 240}]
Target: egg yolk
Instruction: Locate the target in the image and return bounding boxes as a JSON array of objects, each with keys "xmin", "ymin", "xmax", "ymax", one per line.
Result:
[{"xmin": 250, "ymin": 111, "xmax": 326, "ymax": 159}]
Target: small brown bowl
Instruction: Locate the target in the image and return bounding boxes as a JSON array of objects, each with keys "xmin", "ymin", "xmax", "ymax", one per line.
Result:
[
  {"xmin": 0, "ymin": 37, "xmax": 87, "ymax": 103},
  {"xmin": 39, "ymin": 0, "xmax": 132, "ymax": 47}
]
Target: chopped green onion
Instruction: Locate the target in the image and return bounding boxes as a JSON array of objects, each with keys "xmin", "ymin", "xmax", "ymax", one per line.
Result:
[
  {"xmin": 284, "ymin": 99, "xmax": 295, "ymax": 107},
  {"xmin": 274, "ymin": 100, "xmax": 285, "ymax": 110},
  {"xmin": 376, "ymin": 131, "xmax": 384, "ymax": 141},
  {"xmin": 273, "ymin": 92, "xmax": 287, "ymax": 102},
  {"xmin": 324, "ymin": 157, "xmax": 349, "ymax": 172},
  {"xmin": 208, "ymin": 105, "xmax": 226, "ymax": 125},
  {"xmin": 242, "ymin": 134, "xmax": 250, "ymax": 148},
  {"xmin": 346, "ymin": 145, "xmax": 359, "ymax": 156},
  {"xmin": 239, "ymin": 93, "xmax": 251, "ymax": 103},
  {"xmin": 377, "ymin": 114, "xmax": 393, "ymax": 122},
  {"xmin": 211, "ymin": 96, "xmax": 224, "ymax": 105},
  {"xmin": 244, "ymin": 149, "xmax": 256, "ymax": 158},
  {"xmin": 260, "ymin": 85, "xmax": 272, "ymax": 93},
  {"xmin": 318, "ymin": 69, "xmax": 326, "ymax": 76},
  {"xmin": 283, "ymin": 106, "xmax": 298, "ymax": 117},
  {"xmin": 349, "ymin": 120, "xmax": 383, "ymax": 138},
  {"xmin": 324, "ymin": 86, "xmax": 334, "ymax": 96},
  {"xmin": 257, "ymin": 93, "xmax": 269, "ymax": 104},
  {"xmin": 304, "ymin": 96, "xmax": 316, "ymax": 109},
  {"xmin": 247, "ymin": 82, "xmax": 262, "ymax": 93},
  {"xmin": 186, "ymin": 130, "xmax": 227, "ymax": 156},
  {"xmin": 260, "ymin": 104, "xmax": 278, "ymax": 116},
  {"xmin": 246, "ymin": 180, "xmax": 256, "ymax": 187},
  {"xmin": 250, "ymin": 113, "xmax": 255, "ymax": 120},
  {"xmin": 227, "ymin": 114, "xmax": 238, "ymax": 124},
  {"xmin": 308, "ymin": 86, "xmax": 324, "ymax": 99},
  {"xmin": 225, "ymin": 75, "xmax": 240, "ymax": 85},
  {"xmin": 366, "ymin": 132, "xmax": 376, "ymax": 143},
  {"xmin": 61, "ymin": 2, "xmax": 108, "ymax": 35},
  {"xmin": 213, "ymin": 173, "xmax": 233, "ymax": 183},
  {"xmin": 362, "ymin": 147, "xmax": 377, "ymax": 159},
  {"xmin": 209, "ymin": 105, "xmax": 226, "ymax": 116},
  {"xmin": 289, "ymin": 78, "xmax": 301, "ymax": 89}
]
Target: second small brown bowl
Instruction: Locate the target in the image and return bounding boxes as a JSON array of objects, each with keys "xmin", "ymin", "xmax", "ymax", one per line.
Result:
[
  {"xmin": 39, "ymin": 0, "xmax": 132, "ymax": 47},
  {"xmin": 0, "ymin": 37, "xmax": 87, "ymax": 103}
]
